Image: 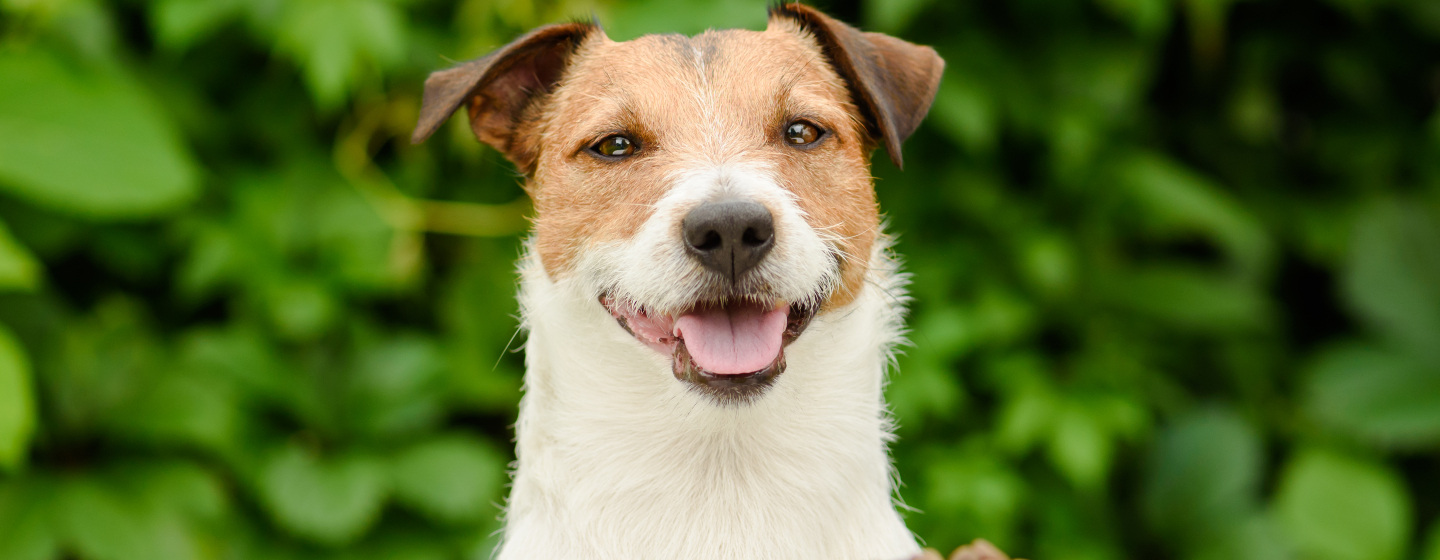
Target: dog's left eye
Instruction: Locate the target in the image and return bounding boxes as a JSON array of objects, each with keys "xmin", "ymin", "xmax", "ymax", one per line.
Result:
[
  {"xmin": 591, "ymin": 135, "xmax": 637, "ymax": 158},
  {"xmin": 784, "ymin": 121, "xmax": 823, "ymax": 147}
]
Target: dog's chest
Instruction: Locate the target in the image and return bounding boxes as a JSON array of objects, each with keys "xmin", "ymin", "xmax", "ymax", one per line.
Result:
[
  {"xmin": 495, "ymin": 254, "xmax": 917, "ymax": 559},
  {"xmin": 499, "ymin": 401, "xmax": 916, "ymax": 559}
]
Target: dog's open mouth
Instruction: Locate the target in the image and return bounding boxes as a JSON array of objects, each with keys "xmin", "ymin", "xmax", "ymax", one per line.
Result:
[{"xmin": 601, "ymin": 295, "xmax": 817, "ymax": 400}]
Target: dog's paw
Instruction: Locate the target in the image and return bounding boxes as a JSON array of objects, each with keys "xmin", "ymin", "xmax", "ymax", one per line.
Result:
[
  {"xmin": 946, "ymin": 539, "xmax": 1016, "ymax": 560},
  {"xmin": 910, "ymin": 539, "xmax": 1021, "ymax": 560}
]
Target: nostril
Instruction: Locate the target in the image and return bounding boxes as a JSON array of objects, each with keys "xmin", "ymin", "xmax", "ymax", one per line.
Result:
[
  {"xmin": 741, "ymin": 227, "xmax": 771, "ymax": 247},
  {"xmin": 694, "ymin": 230, "xmax": 723, "ymax": 251}
]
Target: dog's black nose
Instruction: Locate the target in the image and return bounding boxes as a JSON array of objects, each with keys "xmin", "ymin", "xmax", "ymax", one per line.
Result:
[{"xmin": 682, "ymin": 200, "xmax": 775, "ymax": 281}]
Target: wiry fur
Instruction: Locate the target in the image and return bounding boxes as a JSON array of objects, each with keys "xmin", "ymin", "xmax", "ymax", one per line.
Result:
[
  {"xmin": 408, "ymin": 6, "xmax": 943, "ymax": 557},
  {"xmin": 502, "ymin": 237, "xmax": 915, "ymax": 559},
  {"xmin": 578, "ymin": 164, "xmax": 839, "ymax": 318}
]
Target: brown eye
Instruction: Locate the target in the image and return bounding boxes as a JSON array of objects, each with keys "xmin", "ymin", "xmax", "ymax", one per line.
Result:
[
  {"xmin": 784, "ymin": 121, "xmax": 822, "ymax": 146},
  {"xmin": 592, "ymin": 135, "xmax": 637, "ymax": 158}
]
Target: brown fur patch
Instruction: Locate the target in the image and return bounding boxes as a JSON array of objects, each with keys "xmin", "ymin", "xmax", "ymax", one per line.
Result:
[{"xmin": 520, "ymin": 23, "xmax": 878, "ymax": 309}]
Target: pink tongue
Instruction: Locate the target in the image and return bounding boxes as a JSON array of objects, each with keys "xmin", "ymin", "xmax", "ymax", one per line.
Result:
[{"xmin": 674, "ymin": 303, "xmax": 788, "ymax": 375}]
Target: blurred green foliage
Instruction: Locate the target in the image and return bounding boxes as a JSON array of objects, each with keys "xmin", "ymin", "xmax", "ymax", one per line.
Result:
[{"xmin": 0, "ymin": 0, "xmax": 1438, "ymax": 558}]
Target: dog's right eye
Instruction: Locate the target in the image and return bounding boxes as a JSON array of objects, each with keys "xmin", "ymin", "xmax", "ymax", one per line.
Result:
[
  {"xmin": 591, "ymin": 135, "xmax": 637, "ymax": 158},
  {"xmin": 784, "ymin": 120, "xmax": 824, "ymax": 148}
]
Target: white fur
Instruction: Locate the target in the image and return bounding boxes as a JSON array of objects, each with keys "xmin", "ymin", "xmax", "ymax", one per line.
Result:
[
  {"xmin": 495, "ymin": 165, "xmax": 918, "ymax": 559},
  {"xmin": 578, "ymin": 164, "xmax": 839, "ymax": 316}
]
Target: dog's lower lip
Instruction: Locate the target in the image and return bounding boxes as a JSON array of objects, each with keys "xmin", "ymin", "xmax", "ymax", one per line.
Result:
[
  {"xmin": 672, "ymin": 339, "xmax": 783, "ymax": 399},
  {"xmin": 600, "ymin": 294, "xmax": 819, "ymax": 397}
]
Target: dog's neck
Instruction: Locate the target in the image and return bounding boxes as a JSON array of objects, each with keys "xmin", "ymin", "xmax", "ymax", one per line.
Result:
[{"xmin": 497, "ymin": 244, "xmax": 917, "ymax": 560}]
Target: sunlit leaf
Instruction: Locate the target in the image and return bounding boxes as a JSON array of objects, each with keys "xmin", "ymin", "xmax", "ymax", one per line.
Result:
[
  {"xmin": 0, "ymin": 478, "xmax": 58, "ymax": 560},
  {"xmin": 1273, "ymin": 448, "xmax": 1411, "ymax": 560},
  {"xmin": 0, "ymin": 51, "xmax": 199, "ymax": 218},
  {"xmin": 53, "ymin": 476, "xmax": 190, "ymax": 560},
  {"xmin": 1047, "ymin": 403, "xmax": 1112, "ymax": 490},
  {"xmin": 130, "ymin": 461, "xmax": 228, "ymax": 521},
  {"xmin": 265, "ymin": 277, "xmax": 338, "ymax": 340},
  {"xmin": 0, "ymin": 219, "xmax": 40, "ymax": 290},
  {"xmin": 274, "ymin": 0, "xmax": 406, "ymax": 108},
  {"xmin": 0, "ymin": 323, "xmax": 35, "ymax": 471},
  {"xmin": 151, "ymin": 0, "xmax": 245, "ymax": 51},
  {"xmin": 932, "ymin": 76, "xmax": 999, "ymax": 155},
  {"xmin": 1017, "ymin": 232, "xmax": 1076, "ymax": 298},
  {"xmin": 390, "ymin": 434, "xmax": 506, "ymax": 524},
  {"xmin": 1304, "ymin": 343, "xmax": 1440, "ymax": 448},
  {"xmin": 258, "ymin": 443, "xmax": 388, "ymax": 546},
  {"xmin": 995, "ymin": 383, "xmax": 1056, "ymax": 455}
]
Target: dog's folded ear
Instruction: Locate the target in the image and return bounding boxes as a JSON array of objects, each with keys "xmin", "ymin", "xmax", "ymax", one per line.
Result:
[
  {"xmin": 769, "ymin": 3, "xmax": 943, "ymax": 169},
  {"xmin": 411, "ymin": 22, "xmax": 596, "ymax": 172}
]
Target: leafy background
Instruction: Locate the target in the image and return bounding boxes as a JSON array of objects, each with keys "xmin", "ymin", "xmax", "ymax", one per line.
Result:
[{"xmin": 1, "ymin": 0, "xmax": 1438, "ymax": 558}]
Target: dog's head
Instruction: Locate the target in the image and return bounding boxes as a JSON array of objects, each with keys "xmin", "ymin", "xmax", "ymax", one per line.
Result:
[{"xmin": 413, "ymin": 4, "xmax": 942, "ymax": 402}]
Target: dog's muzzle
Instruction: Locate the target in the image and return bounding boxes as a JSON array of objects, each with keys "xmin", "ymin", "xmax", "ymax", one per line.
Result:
[{"xmin": 601, "ymin": 295, "xmax": 817, "ymax": 403}]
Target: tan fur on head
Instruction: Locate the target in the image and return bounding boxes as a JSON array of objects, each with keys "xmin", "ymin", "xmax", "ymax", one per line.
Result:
[
  {"xmin": 412, "ymin": 3, "xmax": 942, "ymax": 311},
  {"xmin": 526, "ymin": 26, "xmax": 880, "ymax": 307}
]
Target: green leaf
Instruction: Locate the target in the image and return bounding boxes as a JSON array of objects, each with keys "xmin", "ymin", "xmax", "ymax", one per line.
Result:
[
  {"xmin": 130, "ymin": 461, "xmax": 228, "ymax": 521},
  {"xmin": 864, "ymin": 0, "xmax": 932, "ymax": 32},
  {"xmin": 0, "ymin": 323, "xmax": 35, "ymax": 471},
  {"xmin": 602, "ymin": 0, "xmax": 768, "ymax": 40},
  {"xmin": 1116, "ymin": 151, "xmax": 1272, "ymax": 274},
  {"xmin": 348, "ymin": 335, "xmax": 445, "ymax": 439},
  {"xmin": 1189, "ymin": 514, "xmax": 1291, "ymax": 560},
  {"xmin": 1017, "ymin": 232, "xmax": 1077, "ymax": 299},
  {"xmin": 111, "ymin": 369, "xmax": 241, "ymax": 452},
  {"xmin": 150, "ymin": 0, "xmax": 244, "ymax": 51},
  {"xmin": 390, "ymin": 434, "xmax": 506, "ymax": 524},
  {"xmin": 995, "ymin": 382, "xmax": 1056, "ymax": 455},
  {"xmin": 0, "ymin": 51, "xmax": 199, "ymax": 218},
  {"xmin": 265, "ymin": 277, "xmax": 339, "ymax": 340},
  {"xmin": 1106, "ymin": 265, "xmax": 1269, "ymax": 332},
  {"xmin": 1304, "ymin": 343, "xmax": 1440, "ymax": 448},
  {"xmin": 1143, "ymin": 408, "xmax": 1263, "ymax": 542},
  {"xmin": 47, "ymin": 298, "xmax": 162, "ymax": 433},
  {"xmin": 258, "ymin": 443, "xmax": 388, "ymax": 546},
  {"xmin": 1341, "ymin": 199, "xmax": 1440, "ymax": 355},
  {"xmin": 1273, "ymin": 448, "xmax": 1412, "ymax": 560},
  {"xmin": 1423, "ymin": 520, "xmax": 1440, "ymax": 560},
  {"xmin": 1047, "ymin": 403, "xmax": 1113, "ymax": 490},
  {"xmin": 1094, "ymin": 0, "xmax": 1172, "ymax": 37},
  {"xmin": 0, "ymin": 219, "xmax": 40, "ymax": 290},
  {"xmin": 54, "ymin": 476, "xmax": 159, "ymax": 560},
  {"xmin": 0, "ymin": 478, "xmax": 59, "ymax": 560},
  {"xmin": 274, "ymin": 0, "xmax": 405, "ymax": 108},
  {"xmin": 932, "ymin": 76, "xmax": 999, "ymax": 155}
]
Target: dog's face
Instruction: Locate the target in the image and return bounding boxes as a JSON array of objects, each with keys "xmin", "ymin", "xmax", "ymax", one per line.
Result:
[{"xmin": 414, "ymin": 4, "xmax": 942, "ymax": 402}]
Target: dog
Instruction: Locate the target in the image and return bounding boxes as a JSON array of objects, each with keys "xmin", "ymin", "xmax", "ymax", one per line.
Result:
[{"xmin": 412, "ymin": 3, "xmax": 943, "ymax": 558}]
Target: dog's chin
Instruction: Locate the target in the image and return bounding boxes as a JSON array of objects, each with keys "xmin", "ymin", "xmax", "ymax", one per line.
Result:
[{"xmin": 600, "ymin": 293, "xmax": 818, "ymax": 404}]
